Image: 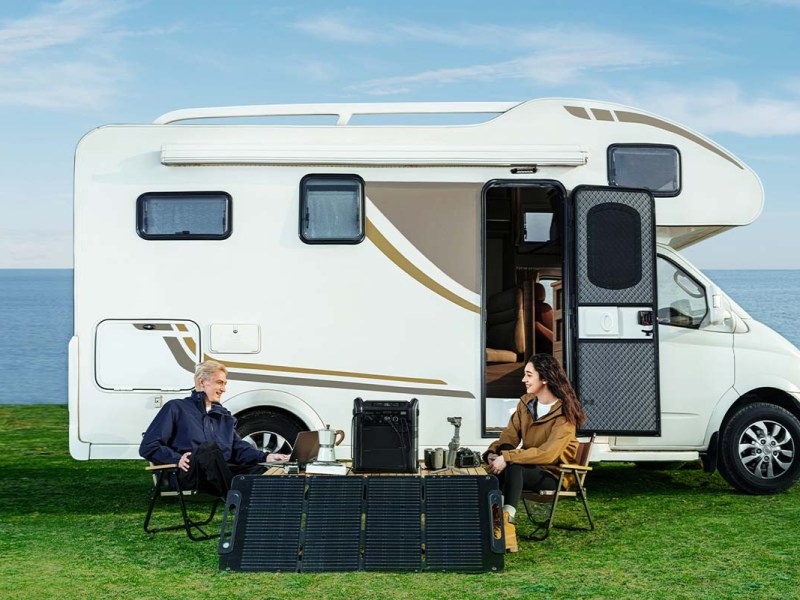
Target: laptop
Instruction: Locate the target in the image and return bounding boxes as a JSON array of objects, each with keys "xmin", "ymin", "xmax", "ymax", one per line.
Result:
[{"xmin": 263, "ymin": 430, "xmax": 319, "ymax": 467}]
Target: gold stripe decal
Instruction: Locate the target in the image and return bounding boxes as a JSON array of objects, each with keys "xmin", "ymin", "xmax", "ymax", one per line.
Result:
[
  {"xmin": 162, "ymin": 337, "xmax": 473, "ymax": 398},
  {"xmin": 564, "ymin": 104, "xmax": 743, "ymax": 170},
  {"xmin": 183, "ymin": 336, "xmax": 196, "ymax": 355},
  {"xmin": 565, "ymin": 106, "xmax": 590, "ymax": 119},
  {"xmin": 202, "ymin": 354, "xmax": 446, "ymax": 385},
  {"xmin": 366, "ymin": 218, "xmax": 480, "ymax": 314},
  {"xmin": 614, "ymin": 111, "xmax": 743, "ymax": 170},
  {"xmin": 227, "ymin": 371, "xmax": 475, "ymax": 399},
  {"xmin": 164, "ymin": 337, "xmax": 196, "ymax": 373}
]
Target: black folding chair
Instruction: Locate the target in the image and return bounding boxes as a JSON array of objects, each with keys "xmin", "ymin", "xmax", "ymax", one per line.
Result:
[{"xmin": 143, "ymin": 463, "xmax": 221, "ymax": 541}]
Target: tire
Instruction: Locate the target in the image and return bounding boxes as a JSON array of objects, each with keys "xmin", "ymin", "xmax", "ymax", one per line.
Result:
[
  {"xmin": 236, "ymin": 409, "xmax": 306, "ymax": 455},
  {"xmin": 718, "ymin": 402, "xmax": 800, "ymax": 494}
]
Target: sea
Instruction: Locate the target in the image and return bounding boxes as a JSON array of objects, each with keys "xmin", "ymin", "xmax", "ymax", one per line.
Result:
[{"xmin": 1, "ymin": 268, "xmax": 799, "ymax": 405}]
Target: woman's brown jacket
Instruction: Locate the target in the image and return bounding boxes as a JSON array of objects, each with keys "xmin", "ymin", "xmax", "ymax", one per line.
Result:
[{"xmin": 485, "ymin": 393, "xmax": 578, "ymax": 476}]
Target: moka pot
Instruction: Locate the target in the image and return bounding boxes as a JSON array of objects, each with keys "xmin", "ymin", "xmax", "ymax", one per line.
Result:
[{"xmin": 317, "ymin": 425, "xmax": 345, "ymax": 463}]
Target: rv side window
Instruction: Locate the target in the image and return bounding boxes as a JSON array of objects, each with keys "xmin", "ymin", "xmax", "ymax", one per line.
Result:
[
  {"xmin": 300, "ymin": 175, "xmax": 364, "ymax": 244},
  {"xmin": 137, "ymin": 192, "xmax": 232, "ymax": 240},
  {"xmin": 523, "ymin": 211, "xmax": 553, "ymax": 243},
  {"xmin": 608, "ymin": 145, "xmax": 680, "ymax": 197},
  {"xmin": 656, "ymin": 256, "xmax": 707, "ymax": 328}
]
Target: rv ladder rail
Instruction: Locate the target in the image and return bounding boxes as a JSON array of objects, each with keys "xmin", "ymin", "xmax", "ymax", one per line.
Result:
[{"xmin": 153, "ymin": 101, "xmax": 522, "ymax": 126}]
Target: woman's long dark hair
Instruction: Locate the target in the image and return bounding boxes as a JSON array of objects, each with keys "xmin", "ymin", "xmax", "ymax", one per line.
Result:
[{"xmin": 528, "ymin": 354, "xmax": 585, "ymax": 428}]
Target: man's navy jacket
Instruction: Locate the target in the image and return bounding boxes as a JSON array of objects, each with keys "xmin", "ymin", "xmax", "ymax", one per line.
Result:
[{"xmin": 139, "ymin": 391, "xmax": 266, "ymax": 465}]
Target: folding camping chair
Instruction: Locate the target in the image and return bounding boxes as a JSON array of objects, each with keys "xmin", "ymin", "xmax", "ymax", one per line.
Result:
[
  {"xmin": 143, "ymin": 463, "xmax": 221, "ymax": 541},
  {"xmin": 521, "ymin": 434, "xmax": 595, "ymax": 541}
]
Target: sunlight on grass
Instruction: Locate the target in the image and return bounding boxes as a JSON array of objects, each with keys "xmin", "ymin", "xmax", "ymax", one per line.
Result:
[{"xmin": 1, "ymin": 405, "xmax": 798, "ymax": 599}]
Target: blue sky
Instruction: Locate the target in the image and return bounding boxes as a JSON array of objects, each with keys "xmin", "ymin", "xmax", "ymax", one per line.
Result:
[{"xmin": 1, "ymin": 0, "xmax": 799, "ymax": 268}]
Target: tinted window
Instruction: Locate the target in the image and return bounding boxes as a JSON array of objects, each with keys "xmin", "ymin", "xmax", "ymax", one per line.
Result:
[
  {"xmin": 609, "ymin": 145, "xmax": 680, "ymax": 196},
  {"xmin": 657, "ymin": 257, "xmax": 707, "ymax": 328},
  {"xmin": 137, "ymin": 192, "xmax": 231, "ymax": 240},
  {"xmin": 300, "ymin": 176, "xmax": 364, "ymax": 244}
]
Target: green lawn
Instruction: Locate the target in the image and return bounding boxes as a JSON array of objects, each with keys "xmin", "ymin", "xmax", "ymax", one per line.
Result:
[{"xmin": 1, "ymin": 405, "xmax": 798, "ymax": 599}]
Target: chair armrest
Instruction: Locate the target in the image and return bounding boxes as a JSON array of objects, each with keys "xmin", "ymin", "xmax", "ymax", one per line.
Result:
[
  {"xmin": 146, "ymin": 464, "xmax": 178, "ymax": 471},
  {"xmin": 558, "ymin": 463, "xmax": 592, "ymax": 471}
]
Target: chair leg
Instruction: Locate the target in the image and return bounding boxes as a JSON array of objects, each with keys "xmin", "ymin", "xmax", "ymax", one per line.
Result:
[
  {"xmin": 144, "ymin": 470, "xmax": 172, "ymax": 534},
  {"xmin": 575, "ymin": 481, "xmax": 595, "ymax": 531},
  {"xmin": 144, "ymin": 469, "xmax": 220, "ymax": 541},
  {"xmin": 175, "ymin": 491, "xmax": 220, "ymax": 541},
  {"xmin": 522, "ymin": 497, "xmax": 552, "ymax": 541}
]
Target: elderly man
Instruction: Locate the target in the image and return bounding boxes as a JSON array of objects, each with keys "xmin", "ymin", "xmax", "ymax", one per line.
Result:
[{"xmin": 140, "ymin": 360, "xmax": 288, "ymax": 495}]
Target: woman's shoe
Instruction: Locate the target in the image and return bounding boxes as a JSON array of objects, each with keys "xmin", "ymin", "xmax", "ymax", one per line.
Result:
[{"xmin": 504, "ymin": 510, "xmax": 518, "ymax": 553}]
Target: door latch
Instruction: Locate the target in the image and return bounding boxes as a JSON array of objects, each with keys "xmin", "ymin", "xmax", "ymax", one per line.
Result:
[{"xmin": 638, "ymin": 310, "xmax": 654, "ymax": 337}]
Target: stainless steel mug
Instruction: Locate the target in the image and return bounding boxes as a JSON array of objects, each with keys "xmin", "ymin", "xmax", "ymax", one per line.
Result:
[
  {"xmin": 433, "ymin": 447, "xmax": 445, "ymax": 470},
  {"xmin": 424, "ymin": 448, "xmax": 435, "ymax": 469}
]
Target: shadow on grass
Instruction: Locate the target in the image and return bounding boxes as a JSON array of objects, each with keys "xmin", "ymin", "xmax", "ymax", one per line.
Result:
[
  {"xmin": 0, "ymin": 462, "xmax": 152, "ymax": 516},
  {"xmin": 580, "ymin": 462, "xmax": 735, "ymax": 497}
]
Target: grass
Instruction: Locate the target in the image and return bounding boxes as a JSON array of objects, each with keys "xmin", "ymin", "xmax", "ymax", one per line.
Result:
[{"xmin": 1, "ymin": 405, "xmax": 798, "ymax": 600}]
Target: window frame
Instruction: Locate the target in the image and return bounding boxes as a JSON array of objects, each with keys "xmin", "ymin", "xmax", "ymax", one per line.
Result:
[
  {"xmin": 136, "ymin": 191, "xmax": 233, "ymax": 241},
  {"xmin": 656, "ymin": 254, "xmax": 708, "ymax": 329},
  {"xmin": 607, "ymin": 143, "xmax": 682, "ymax": 198},
  {"xmin": 299, "ymin": 174, "xmax": 366, "ymax": 245}
]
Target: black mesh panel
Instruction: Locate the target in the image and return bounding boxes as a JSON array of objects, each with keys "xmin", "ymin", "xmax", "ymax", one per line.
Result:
[
  {"xmin": 587, "ymin": 204, "xmax": 642, "ymax": 290},
  {"xmin": 575, "ymin": 188, "xmax": 654, "ymax": 304},
  {"xmin": 578, "ymin": 342, "xmax": 658, "ymax": 433}
]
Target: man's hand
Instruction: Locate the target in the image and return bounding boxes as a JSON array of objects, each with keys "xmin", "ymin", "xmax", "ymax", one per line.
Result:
[
  {"xmin": 178, "ymin": 451, "xmax": 191, "ymax": 472},
  {"xmin": 488, "ymin": 453, "xmax": 507, "ymax": 475},
  {"xmin": 267, "ymin": 453, "xmax": 291, "ymax": 463}
]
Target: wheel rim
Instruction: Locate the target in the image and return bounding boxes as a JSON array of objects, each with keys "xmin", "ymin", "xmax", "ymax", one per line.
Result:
[
  {"xmin": 242, "ymin": 430, "xmax": 293, "ymax": 454},
  {"xmin": 738, "ymin": 419, "xmax": 796, "ymax": 479}
]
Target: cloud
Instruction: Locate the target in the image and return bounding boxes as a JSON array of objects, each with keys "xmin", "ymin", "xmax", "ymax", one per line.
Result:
[
  {"xmin": 0, "ymin": 0, "xmax": 129, "ymax": 60},
  {"xmin": 0, "ymin": 0, "xmax": 143, "ymax": 110},
  {"xmin": 293, "ymin": 15, "xmax": 385, "ymax": 44},
  {"xmin": 608, "ymin": 81, "xmax": 800, "ymax": 137},
  {"xmin": 0, "ymin": 228, "xmax": 72, "ymax": 268},
  {"xmin": 353, "ymin": 32, "xmax": 675, "ymax": 94},
  {"xmin": 0, "ymin": 61, "xmax": 125, "ymax": 109}
]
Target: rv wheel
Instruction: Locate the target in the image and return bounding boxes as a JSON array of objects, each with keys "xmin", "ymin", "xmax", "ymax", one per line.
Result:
[
  {"xmin": 718, "ymin": 402, "xmax": 800, "ymax": 494},
  {"xmin": 237, "ymin": 409, "xmax": 306, "ymax": 455}
]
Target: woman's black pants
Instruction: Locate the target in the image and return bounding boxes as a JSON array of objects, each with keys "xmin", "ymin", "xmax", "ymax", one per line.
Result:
[
  {"xmin": 496, "ymin": 463, "xmax": 558, "ymax": 508},
  {"xmin": 177, "ymin": 441, "xmax": 265, "ymax": 497}
]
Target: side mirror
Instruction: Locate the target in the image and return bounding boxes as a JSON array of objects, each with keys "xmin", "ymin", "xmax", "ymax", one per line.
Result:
[{"xmin": 708, "ymin": 284, "xmax": 727, "ymax": 325}]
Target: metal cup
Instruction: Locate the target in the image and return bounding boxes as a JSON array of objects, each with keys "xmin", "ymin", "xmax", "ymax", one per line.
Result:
[
  {"xmin": 433, "ymin": 447, "xmax": 445, "ymax": 470},
  {"xmin": 424, "ymin": 448, "xmax": 435, "ymax": 469}
]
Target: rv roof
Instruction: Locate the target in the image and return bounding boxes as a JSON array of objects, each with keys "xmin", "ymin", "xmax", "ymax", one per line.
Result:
[{"xmin": 154, "ymin": 102, "xmax": 522, "ymax": 126}]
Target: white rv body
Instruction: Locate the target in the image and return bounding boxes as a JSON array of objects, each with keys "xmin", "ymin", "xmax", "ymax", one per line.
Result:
[{"xmin": 70, "ymin": 99, "xmax": 800, "ymax": 494}]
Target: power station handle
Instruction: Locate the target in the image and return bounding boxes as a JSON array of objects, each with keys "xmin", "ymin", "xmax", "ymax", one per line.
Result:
[
  {"xmin": 487, "ymin": 488, "xmax": 505, "ymax": 554},
  {"xmin": 217, "ymin": 489, "xmax": 242, "ymax": 555}
]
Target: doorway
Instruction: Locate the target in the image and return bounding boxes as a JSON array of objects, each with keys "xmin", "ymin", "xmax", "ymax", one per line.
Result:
[{"xmin": 482, "ymin": 181, "xmax": 566, "ymax": 433}]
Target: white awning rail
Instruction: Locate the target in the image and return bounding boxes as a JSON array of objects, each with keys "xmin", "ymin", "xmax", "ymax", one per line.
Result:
[
  {"xmin": 154, "ymin": 102, "xmax": 521, "ymax": 126},
  {"xmin": 160, "ymin": 143, "xmax": 588, "ymax": 168}
]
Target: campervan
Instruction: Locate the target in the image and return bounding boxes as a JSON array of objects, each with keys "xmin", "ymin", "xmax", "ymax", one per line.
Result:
[{"xmin": 69, "ymin": 98, "xmax": 800, "ymax": 494}]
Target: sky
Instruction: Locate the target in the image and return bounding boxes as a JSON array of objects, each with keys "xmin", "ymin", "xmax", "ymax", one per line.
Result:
[{"xmin": 1, "ymin": 0, "xmax": 799, "ymax": 269}]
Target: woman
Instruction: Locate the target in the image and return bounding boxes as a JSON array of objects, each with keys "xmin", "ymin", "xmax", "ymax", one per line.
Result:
[{"xmin": 484, "ymin": 353, "xmax": 585, "ymax": 552}]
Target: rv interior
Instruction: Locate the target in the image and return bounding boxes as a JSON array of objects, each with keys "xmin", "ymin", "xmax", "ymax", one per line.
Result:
[{"xmin": 484, "ymin": 182, "xmax": 565, "ymax": 431}]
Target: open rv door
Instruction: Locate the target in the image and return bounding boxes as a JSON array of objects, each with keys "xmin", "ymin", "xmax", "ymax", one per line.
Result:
[{"xmin": 572, "ymin": 186, "xmax": 660, "ymax": 435}]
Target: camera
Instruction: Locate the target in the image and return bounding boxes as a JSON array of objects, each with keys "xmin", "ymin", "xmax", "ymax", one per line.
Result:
[{"xmin": 455, "ymin": 447, "xmax": 481, "ymax": 468}]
